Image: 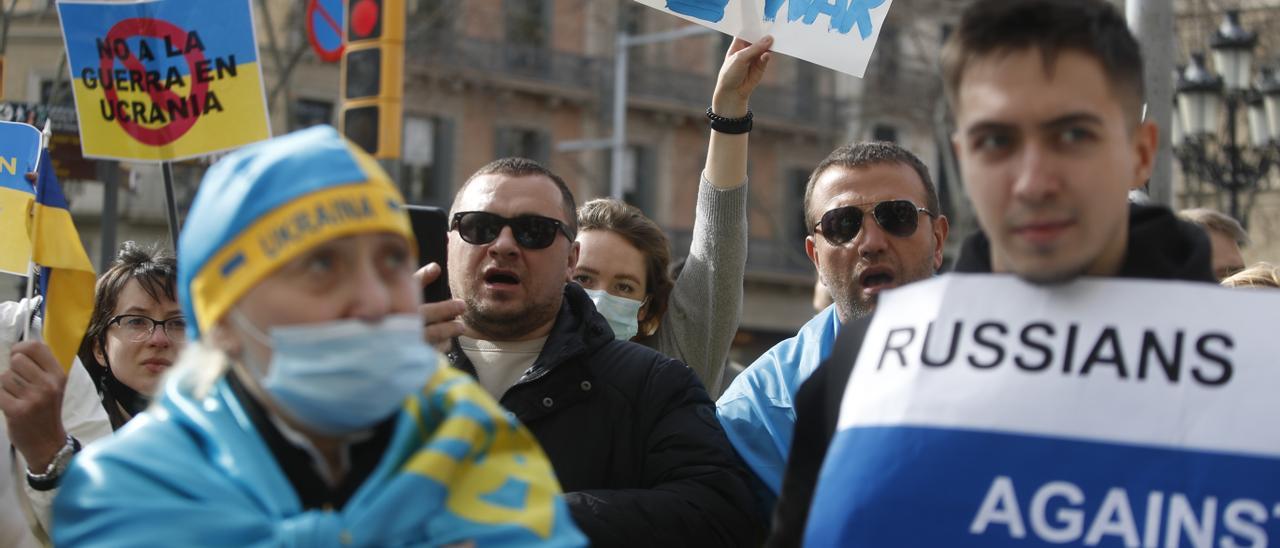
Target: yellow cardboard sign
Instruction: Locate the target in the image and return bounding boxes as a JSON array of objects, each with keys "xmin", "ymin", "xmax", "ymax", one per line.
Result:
[{"xmin": 57, "ymin": 0, "xmax": 271, "ymax": 162}]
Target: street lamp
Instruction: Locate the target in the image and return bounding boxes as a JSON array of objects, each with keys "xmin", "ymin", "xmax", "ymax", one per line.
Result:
[{"xmin": 1173, "ymin": 10, "xmax": 1279, "ymax": 226}]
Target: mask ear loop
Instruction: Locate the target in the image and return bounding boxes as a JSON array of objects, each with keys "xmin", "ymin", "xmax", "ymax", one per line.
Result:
[{"xmin": 227, "ymin": 309, "xmax": 274, "ymax": 380}]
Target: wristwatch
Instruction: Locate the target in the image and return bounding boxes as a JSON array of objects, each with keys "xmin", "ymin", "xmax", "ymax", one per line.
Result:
[{"xmin": 26, "ymin": 435, "xmax": 81, "ymax": 491}]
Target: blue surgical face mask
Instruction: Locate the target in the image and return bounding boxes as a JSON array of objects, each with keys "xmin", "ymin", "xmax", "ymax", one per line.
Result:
[
  {"xmin": 583, "ymin": 288, "xmax": 644, "ymax": 341},
  {"xmin": 232, "ymin": 312, "xmax": 437, "ymax": 435}
]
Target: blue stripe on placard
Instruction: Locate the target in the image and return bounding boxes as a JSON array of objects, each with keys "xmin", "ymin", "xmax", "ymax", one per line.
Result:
[{"xmin": 805, "ymin": 425, "xmax": 1280, "ymax": 547}]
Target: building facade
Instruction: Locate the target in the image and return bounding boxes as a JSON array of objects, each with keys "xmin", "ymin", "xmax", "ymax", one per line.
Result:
[{"xmin": 1, "ymin": 0, "xmax": 849, "ymax": 363}]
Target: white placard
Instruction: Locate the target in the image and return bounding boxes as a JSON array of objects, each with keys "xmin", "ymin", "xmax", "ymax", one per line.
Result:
[
  {"xmin": 806, "ymin": 274, "xmax": 1280, "ymax": 547},
  {"xmin": 634, "ymin": 0, "xmax": 893, "ymax": 77}
]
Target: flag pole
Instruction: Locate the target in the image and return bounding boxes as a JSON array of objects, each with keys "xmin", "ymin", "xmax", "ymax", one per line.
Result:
[
  {"xmin": 21, "ymin": 119, "xmax": 53, "ymax": 341},
  {"xmin": 161, "ymin": 161, "xmax": 180, "ymax": 252}
]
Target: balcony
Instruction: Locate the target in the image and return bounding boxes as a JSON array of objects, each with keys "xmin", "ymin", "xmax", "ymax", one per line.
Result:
[
  {"xmin": 668, "ymin": 230, "xmax": 815, "ymax": 278},
  {"xmin": 628, "ymin": 61, "xmax": 845, "ymax": 131},
  {"xmin": 404, "ymin": 35, "xmax": 844, "ymax": 131},
  {"xmin": 406, "ymin": 34, "xmax": 606, "ymax": 96}
]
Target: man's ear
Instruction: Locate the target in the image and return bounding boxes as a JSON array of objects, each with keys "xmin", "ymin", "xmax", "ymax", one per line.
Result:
[
  {"xmin": 565, "ymin": 240, "xmax": 580, "ymax": 282},
  {"xmin": 932, "ymin": 215, "xmax": 951, "ymax": 272},
  {"xmin": 1131, "ymin": 120, "xmax": 1159, "ymax": 190},
  {"xmin": 805, "ymin": 235, "xmax": 820, "ymax": 270}
]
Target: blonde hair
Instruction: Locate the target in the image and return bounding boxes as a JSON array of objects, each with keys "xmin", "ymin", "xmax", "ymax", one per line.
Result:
[
  {"xmin": 1221, "ymin": 262, "xmax": 1280, "ymax": 289},
  {"xmin": 1178, "ymin": 208, "xmax": 1249, "ymax": 246}
]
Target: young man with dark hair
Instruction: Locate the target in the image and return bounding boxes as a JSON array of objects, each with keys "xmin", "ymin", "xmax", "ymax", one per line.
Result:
[{"xmin": 768, "ymin": 0, "xmax": 1216, "ymax": 544}]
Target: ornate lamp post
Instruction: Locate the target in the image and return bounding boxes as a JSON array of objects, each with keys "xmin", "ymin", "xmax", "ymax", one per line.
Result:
[{"xmin": 1174, "ymin": 10, "xmax": 1279, "ymax": 227}]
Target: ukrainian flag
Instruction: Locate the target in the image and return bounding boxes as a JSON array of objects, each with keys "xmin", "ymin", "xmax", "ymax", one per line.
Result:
[
  {"xmin": 31, "ymin": 150, "xmax": 95, "ymax": 372},
  {"xmin": 0, "ymin": 121, "xmax": 40, "ymax": 276}
]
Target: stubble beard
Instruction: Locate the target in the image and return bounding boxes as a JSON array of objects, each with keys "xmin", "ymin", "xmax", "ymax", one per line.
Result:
[
  {"xmin": 462, "ymin": 292, "xmax": 561, "ymax": 341},
  {"xmin": 832, "ymin": 253, "xmax": 938, "ymax": 324}
]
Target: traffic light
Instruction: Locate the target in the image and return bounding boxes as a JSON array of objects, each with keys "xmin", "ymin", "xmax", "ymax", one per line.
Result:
[{"xmin": 339, "ymin": 0, "xmax": 403, "ymax": 159}]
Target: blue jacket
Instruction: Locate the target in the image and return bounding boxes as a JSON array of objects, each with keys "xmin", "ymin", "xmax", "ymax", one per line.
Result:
[
  {"xmin": 54, "ymin": 362, "xmax": 586, "ymax": 547},
  {"xmin": 716, "ymin": 306, "xmax": 840, "ymax": 500}
]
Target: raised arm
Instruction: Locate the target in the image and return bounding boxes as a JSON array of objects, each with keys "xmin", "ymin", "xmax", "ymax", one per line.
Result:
[{"xmin": 704, "ymin": 36, "xmax": 772, "ymax": 189}]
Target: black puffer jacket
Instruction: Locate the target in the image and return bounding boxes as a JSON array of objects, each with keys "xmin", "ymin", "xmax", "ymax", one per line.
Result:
[
  {"xmin": 766, "ymin": 204, "xmax": 1216, "ymax": 547},
  {"xmin": 448, "ymin": 283, "xmax": 764, "ymax": 547}
]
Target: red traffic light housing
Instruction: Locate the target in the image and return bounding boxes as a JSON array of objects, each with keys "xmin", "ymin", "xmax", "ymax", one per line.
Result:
[{"xmin": 339, "ymin": 0, "xmax": 403, "ymax": 159}]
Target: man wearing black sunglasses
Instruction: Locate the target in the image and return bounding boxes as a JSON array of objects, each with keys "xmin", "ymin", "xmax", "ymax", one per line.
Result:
[
  {"xmin": 717, "ymin": 140, "xmax": 949, "ymax": 508},
  {"xmin": 440, "ymin": 157, "xmax": 762, "ymax": 546}
]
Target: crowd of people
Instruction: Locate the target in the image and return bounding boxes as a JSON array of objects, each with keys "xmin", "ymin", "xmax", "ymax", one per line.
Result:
[{"xmin": 1, "ymin": 0, "xmax": 1276, "ymax": 546}]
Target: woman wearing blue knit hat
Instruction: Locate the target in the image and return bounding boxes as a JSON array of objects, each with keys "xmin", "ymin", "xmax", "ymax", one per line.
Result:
[{"xmin": 52, "ymin": 126, "xmax": 586, "ymax": 547}]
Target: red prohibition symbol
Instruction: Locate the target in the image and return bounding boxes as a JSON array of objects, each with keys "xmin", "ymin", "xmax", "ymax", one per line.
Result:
[
  {"xmin": 306, "ymin": 0, "xmax": 345, "ymax": 63},
  {"xmin": 99, "ymin": 18, "xmax": 209, "ymax": 146}
]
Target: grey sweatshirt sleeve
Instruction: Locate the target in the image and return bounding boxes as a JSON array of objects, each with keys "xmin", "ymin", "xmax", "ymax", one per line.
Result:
[{"xmin": 652, "ymin": 174, "xmax": 748, "ymax": 398}]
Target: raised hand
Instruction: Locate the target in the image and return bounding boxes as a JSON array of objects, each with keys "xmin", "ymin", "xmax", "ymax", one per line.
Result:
[
  {"xmin": 414, "ymin": 263, "xmax": 465, "ymax": 352},
  {"xmin": 713, "ymin": 36, "xmax": 774, "ymax": 119}
]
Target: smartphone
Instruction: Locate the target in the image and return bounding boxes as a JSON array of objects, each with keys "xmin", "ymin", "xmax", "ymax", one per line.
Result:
[{"xmin": 405, "ymin": 205, "xmax": 451, "ymax": 303}]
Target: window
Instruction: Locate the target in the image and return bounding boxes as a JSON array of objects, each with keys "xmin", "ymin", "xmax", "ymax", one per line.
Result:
[
  {"xmin": 877, "ymin": 25, "xmax": 900, "ymax": 79},
  {"xmin": 401, "ymin": 116, "xmax": 454, "ymax": 207},
  {"xmin": 716, "ymin": 33, "xmax": 733, "ymax": 57},
  {"xmin": 621, "ymin": 145, "xmax": 655, "ymax": 216},
  {"xmin": 504, "ymin": 0, "xmax": 551, "ymax": 71},
  {"xmin": 495, "ymin": 126, "xmax": 550, "ymax": 165},
  {"xmin": 291, "ymin": 98, "xmax": 333, "ymax": 131},
  {"xmin": 505, "ymin": 0, "xmax": 549, "ymax": 48},
  {"xmin": 39, "ymin": 78, "xmax": 74, "ymax": 108},
  {"xmin": 795, "ymin": 61, "xmax": 819, "ymax": 120},
  {"xmin": 620, "ymin": 3, "xmax": 646, "ymax": 36},
  {"xmin": 407, "ymin": 0, "xmax": 455, "ymax": 41},
  {"xmin": 787, "ymin": 167, "xmax": 812, "ymax": 243},
  {"xmin": 872, "ymin": 123, "xmax": 898, "ymax": 143},
  {"xmin": 600, "ymin": 146, "xmax": 655, "ymax": 215}
]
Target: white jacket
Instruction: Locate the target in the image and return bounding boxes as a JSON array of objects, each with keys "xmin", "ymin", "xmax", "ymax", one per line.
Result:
[{"xmin": 0, "ymin": 299, "xmax": 112, "ymax": 548}]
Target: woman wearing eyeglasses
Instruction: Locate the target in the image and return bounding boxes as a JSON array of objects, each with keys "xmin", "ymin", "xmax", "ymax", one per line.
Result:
[
  {"xmin": 77, "ymin": 242, "xmax": 184, "ymax": 430},
  {"xmin": 570, "ymin": 37, "xmax": 772, "ymax": 398}
]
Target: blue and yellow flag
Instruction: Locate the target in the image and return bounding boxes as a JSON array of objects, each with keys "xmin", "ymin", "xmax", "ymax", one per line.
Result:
[
  {"xmin": 0, "ymin": 121, "xmax": 41, "ymax": 276},
  {"xmin": 56, "ymin": 0, "xmax": 270, "ymax": 162},
  {"xmin": 31, "ymin": 150, "xmax": 95, "ymax": 371}
]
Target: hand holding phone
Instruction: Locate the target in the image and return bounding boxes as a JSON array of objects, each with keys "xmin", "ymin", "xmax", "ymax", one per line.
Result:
[{"xmin": 405, "ymin": 205, "xmax": 451, "ymax": 303}]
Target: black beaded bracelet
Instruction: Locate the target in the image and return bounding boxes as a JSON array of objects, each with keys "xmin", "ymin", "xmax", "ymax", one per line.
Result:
[{"xmin": 706, "ymin": 107, "xmax": 753, "ymax": 135}]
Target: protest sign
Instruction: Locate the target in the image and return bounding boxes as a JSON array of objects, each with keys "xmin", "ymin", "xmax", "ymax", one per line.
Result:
[
  {"xmin": 633, "ymin": 0, "xmax": 892, "ymax": 77},
  {"xmin": 1, "ymin": 102, "xmax": 95, "ymax": 180},
  {"xmin": 56, "ymin": 0, "xmax": 270, "ymax": 162},
  {"xmin": 807, "ymin": 274, "xmax": 1280, "ymax": 547},
  {"xmin": 0, "ymin": 121, "xmax": 41, "ymax": 276}
]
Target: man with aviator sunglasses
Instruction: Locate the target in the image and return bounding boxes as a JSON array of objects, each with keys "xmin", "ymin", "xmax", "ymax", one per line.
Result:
[
  {"xmin": 717, "ymin": 138, "xmax": 948, "ymax": 507},
  {"xmin": 439, "ymin": 158, "xmax": 763, "ymax": 546}
]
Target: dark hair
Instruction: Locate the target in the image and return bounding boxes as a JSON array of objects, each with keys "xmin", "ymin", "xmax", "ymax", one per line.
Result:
[
  {"xmin": 452, "ymin": 157, "xmax": 578, "ymax": 233},
  {"xmin": 578, "ymin": 198, "xmax": 674, "ymax": 337},
  {"xmin": 941, "ymin": 0, "xmax": 1145, "ymax": 126},
  {"xmin": 78, "ymin": 241, "xmax": 178, "ymax": 372},
  {"xmin": 803, "ymin": 141, "xmax": 939, "ymax": 233}
]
